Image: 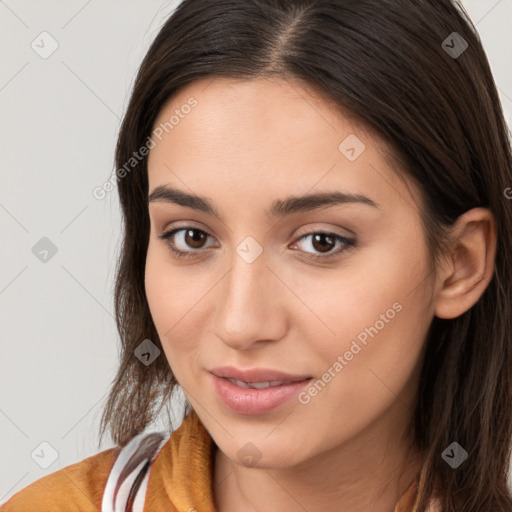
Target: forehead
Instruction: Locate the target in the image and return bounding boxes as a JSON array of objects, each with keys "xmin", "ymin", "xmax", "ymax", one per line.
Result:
[{"xmin": 147, "ymin": 76, "xmax": 423, "ymax": 216}]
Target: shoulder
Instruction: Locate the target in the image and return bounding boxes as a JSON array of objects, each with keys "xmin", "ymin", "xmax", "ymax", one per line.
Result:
[{"xmin": 0, "ymin": 446, "xmax": 120, "ymax": 512}]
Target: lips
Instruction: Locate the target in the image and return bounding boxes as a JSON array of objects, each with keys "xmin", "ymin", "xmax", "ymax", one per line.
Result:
[
  {"xmin": 209, "ymin": 366, "xmax": 313, "ymax": 415},
  {"xmin": 210, "ymin": 366, "xmax": 312, "ymax": 384}
]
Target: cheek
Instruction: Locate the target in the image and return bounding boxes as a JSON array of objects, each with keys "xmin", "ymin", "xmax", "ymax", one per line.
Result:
[
  {"xmin": 144, "ymin": 245, "xmax": 199, "ymax": 368},
  {"xmin": 144, "ymin": 242, "xmax": 223, "ymax": 384},
  {"xmin": 293, "ymin": 236, "xmax": 432, "ymax": 401},
  {"xmin": 292, "ymin": 293, "xmax": 430, "ymax": 456},
  {"xmin": 290, "ymin": 236, "xmax": 431, "ymax": 360},
  {"xmin": 145, "ymin": 245, "xmax": 174, "ymax": 331}
]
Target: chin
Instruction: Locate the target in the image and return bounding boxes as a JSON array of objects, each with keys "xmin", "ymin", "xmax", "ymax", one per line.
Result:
[{"xmin": 222, "ymin": 439, "xmax": 306, "ymax": 471}]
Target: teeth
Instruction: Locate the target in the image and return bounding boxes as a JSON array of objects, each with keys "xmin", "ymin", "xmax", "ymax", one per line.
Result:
[
  {"xmin": 250, "ymin": 380, "xmax": 285, "ymax": 389},
  {"xmin": 229, "ymin": 378, "xmax": 252, "ymax": 389},
  {"xmin": 227, "ymin": 378, "xmax": 286, "ymax": 389}
]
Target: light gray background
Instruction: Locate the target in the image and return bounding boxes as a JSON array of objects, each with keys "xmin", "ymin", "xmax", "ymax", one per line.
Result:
[{"xmin": 1, "ymin": 0, "xmax": 511, "ymax": 503}]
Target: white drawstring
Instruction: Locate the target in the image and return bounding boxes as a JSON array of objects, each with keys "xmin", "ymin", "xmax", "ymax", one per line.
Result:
[{"xmin": 102, "ymin": 431, "xmax": 169, "ymax": 512}]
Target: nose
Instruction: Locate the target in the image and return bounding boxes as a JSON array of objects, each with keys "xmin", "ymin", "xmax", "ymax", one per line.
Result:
[{"xmin": 212, "ymin": 251, "xmax": 288, "ymax": 351}]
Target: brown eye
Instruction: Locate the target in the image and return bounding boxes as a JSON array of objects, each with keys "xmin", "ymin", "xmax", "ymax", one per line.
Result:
[
  {"xmin": 158, "ymin": 227, "xmax": 217, "ymax": 259},
  {"xmin": 311, "ymin": 233, "xmax": 336, "ymax": 253},
  {"xmin": 293, "ymin": 231, "xmax": 356, "ymax": 260},
  {"xmin": 183, "ymin": 228, "xmax": 208, "ymax": 249}
]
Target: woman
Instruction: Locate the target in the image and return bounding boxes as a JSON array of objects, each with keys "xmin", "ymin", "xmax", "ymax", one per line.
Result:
[{"xmin": 2, "ymin": 1, "xmax": 511, "ymax": 511}]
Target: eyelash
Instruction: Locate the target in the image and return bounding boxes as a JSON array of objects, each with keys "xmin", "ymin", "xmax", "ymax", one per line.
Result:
[{"xmin": 158, "ymin": 226, "xmax": 357, "ymax": 261}]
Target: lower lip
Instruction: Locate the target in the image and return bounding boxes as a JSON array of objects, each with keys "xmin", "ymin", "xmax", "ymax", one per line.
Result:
[{"xmin": 210, "ymin": 373, "xmax": 312, "ymax": 415}]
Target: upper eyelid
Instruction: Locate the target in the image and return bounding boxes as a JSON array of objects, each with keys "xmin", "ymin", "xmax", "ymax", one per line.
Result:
[
  {"xmin": 161, "ymin": 224, "xmax": 351, "ymax": 238},
  {"xmin": 163, "ymin": 224, "xmax": 216, "ymax": 241}
]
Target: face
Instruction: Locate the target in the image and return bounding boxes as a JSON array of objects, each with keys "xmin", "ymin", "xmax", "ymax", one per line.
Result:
[{"xmin": 145, "ymin": 76, "xmax": 436, "ymax": 469}]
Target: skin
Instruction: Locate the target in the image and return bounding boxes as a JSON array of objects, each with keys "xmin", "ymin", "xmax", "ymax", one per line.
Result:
[{"xmin": 144, "ymin": 76, "xmax": 497, "ymax": 512}]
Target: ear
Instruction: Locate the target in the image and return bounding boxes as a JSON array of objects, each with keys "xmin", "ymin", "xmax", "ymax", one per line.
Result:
[{"xmin": 434, "ymin": 207, "xmax": 497, "ymax": 319}]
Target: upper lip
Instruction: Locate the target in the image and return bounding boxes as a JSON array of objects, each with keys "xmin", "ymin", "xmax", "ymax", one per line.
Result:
[{"xmin": 210, "ymin": 366, "xmax": 312, "ymax": 383}]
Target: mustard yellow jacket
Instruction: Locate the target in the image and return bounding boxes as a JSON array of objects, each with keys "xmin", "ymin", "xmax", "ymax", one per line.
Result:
[{"xmin": 1, "ymin": 409, "xmax": 440, "ymax": 511}]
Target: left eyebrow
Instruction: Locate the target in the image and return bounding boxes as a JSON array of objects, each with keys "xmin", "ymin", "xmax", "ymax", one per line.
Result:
[{"xmin": 147, "ymin": 185, "xmax": 380, "ymax": 221}]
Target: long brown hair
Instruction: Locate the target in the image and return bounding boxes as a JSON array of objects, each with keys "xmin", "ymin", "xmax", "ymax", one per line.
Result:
[{"xmin": 98, "ymin": 1, "xmax": 512, "ymax": 510}]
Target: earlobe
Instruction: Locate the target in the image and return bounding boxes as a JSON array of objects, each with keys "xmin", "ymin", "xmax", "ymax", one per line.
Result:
[{"xmin": 434, "ymin": 208, "xmax": 497, "ymax": 320}]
